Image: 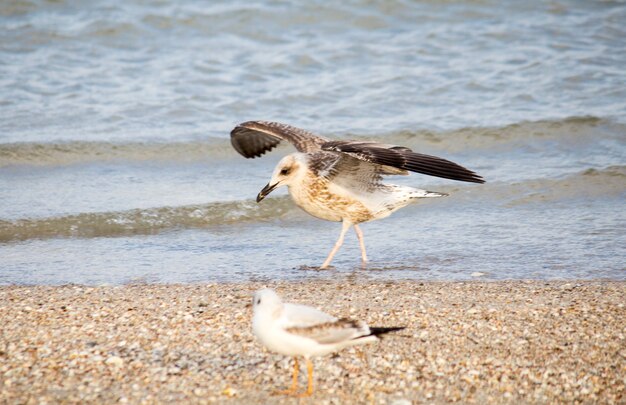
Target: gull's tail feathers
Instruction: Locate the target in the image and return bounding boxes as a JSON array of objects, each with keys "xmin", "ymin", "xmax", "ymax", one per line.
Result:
[
  {"xmin": 348, "ymin": 326, "xmax": 405, "ymax": 344},
  {"xmin": 388, "ymin": 185, "xmax": 447, "ymax": 200},
  {"xmin": 352, "ymin": 326, "xmax": 406, "ymax": 342},
  {"xmin": 411, "ymin": 189, "xmax": 448, "ymax": 198},
  {"xmin": 369, "ymin": 326, "xmax": 406, "ymax": 338}
]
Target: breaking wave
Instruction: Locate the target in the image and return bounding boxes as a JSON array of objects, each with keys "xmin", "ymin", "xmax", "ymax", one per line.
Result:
[
  {"xmin": 1, "ymin": 116, "xmax": 622, "ymax": 167},
  {"xmin": 0, "ymin": 138, "xmax": 236, "ymax": 168},
  {"xmin": 0, "ymin": 196, "xmax": 296, "ymax": 243},
  {"xmin": 1, "ymin": 166, "xmax": 623, "ymax": 243}
]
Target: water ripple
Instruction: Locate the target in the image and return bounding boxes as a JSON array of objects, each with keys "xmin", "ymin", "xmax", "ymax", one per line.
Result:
[{"xmin": 1, "ymin": 1, "xmax": 625, "ymax": 143}]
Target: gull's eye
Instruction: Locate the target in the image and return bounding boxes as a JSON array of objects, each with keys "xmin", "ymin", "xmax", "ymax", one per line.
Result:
[
  {"xmin": 280, "ymin": 167, "xmax": 290, "ymax": 176},
  {"xmin": 256, "ymin": 298, "xmax": 261, "ymax": 305}
]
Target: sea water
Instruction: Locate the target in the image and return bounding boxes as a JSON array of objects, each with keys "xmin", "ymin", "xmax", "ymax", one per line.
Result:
[{"xmin": 1, "ymin": 1, "xmax": 625, "ymax": 284}]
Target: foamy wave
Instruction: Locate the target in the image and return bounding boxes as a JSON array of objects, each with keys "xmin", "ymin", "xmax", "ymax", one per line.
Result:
[
  {"xmin": 0, "ymin": 197, "xmax": 295, "ymax": 243},
  {"xmin": 1, "ymin": 116, "xmax": 621, "ymax": 167},
  {"xmin": 0, "ymin": 138, "xmax": 238, "ymax": 168},
  {"xmin": 1, "ymin": 166, "xmax": 623, "ymax": 243},
  {"xmin": 501, "ymin": 166, "xmax": 626, "ymax": 206},
  {"xmin": 374, "ymin": 116, "xmax": 623, "ymax": 152}
]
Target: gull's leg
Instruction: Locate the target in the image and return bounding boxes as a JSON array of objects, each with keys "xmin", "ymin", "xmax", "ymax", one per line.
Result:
[
  {"xmin": 320, "ymin": 221, "xmax": 352, "ymax": 269},
  {"xmin": 296, "ymin": 357, "xmax": 314, "ymax": 397},
  {"xmin": 353, "ymin": 224, "xmax": 368, "ymax": 265},
  {"xmin": 273, "ymin": 357, "xmax": 299, "ymax": 395}
]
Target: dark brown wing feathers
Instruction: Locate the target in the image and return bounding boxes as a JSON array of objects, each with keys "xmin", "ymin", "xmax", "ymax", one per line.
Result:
[
  {"xmin": 230, "ymin": 125, "xmax": 282, "ymax": 158},
  {"xmin": 230, "ymin": 120, "xmax": 328, "ymax": 158},
  {"xmin": 230, "ymin": 121, "xmax": 485, "ymax": 183},
  {"xmin": 322, "ymin": 140, "xmax": 485, "ymax": 183}
]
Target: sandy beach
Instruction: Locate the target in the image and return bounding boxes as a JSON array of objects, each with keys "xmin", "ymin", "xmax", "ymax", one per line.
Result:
[{"xmin": 1, "ymin": 281, "xmax": 624, "ymax": 404}]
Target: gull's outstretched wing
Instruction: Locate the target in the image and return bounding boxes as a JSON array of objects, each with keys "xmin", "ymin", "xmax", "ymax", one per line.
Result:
[
  {"xmin": 230, "ymin": 121, "xmax": 329, "ymax": 158},
  {"xmin": 322, "ymin": 140, "xmax": 485, "ymax": 184},
  {"xmin": 231, "ymin": 121, "xmax": 485, "ymax": 183}
]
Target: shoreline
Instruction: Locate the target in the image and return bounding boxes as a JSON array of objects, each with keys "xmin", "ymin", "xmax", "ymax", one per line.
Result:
[{"xmin": 1, "ymin": 280, "xmax": 624, "ymax": 404}]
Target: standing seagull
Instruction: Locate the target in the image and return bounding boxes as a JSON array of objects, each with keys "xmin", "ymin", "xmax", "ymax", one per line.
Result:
[
  {"xmin": 231, "ymin": 121, "xmax": 484, "ymax": 269},
  {"xmin": 252, "ymin": 288, "xmax": 404, "ymax": 396}
]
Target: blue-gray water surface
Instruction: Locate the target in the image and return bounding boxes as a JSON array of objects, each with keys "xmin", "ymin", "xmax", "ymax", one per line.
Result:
[{"xmin": 1, "ymin": 0, "xmax": 625, "ymax": 284}]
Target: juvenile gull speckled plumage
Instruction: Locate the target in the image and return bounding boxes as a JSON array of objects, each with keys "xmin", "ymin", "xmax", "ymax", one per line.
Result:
[
  {"xmin": 252, "ymin": 288, "xmax": 404, "ymax": 396},
  {"xmin": 231, "ymin": 121, "xmax": 485, "ymax": 269}
]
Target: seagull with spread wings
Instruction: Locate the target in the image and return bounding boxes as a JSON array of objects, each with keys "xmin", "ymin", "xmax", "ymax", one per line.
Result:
[{"xmin": 231, "ymin": 121, "xmax": 484, "ymax": 269}]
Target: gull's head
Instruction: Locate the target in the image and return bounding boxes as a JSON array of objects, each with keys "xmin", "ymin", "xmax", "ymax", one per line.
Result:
[
  {"xmin": 256, "ymin": 155, "xmax": 302, "ymax": 203},
  {"xmin": 252, "ymin": 288, "xmax": 283, "ymax": 315}
]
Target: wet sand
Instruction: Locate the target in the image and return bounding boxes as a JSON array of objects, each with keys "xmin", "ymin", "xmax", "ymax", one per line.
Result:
[{"xmin": 1, "ymin": 281, "xmax": 624, "ymax": 404}]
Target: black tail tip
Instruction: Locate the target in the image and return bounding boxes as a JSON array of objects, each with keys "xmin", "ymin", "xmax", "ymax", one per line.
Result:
[{"xmin": 370, "ymin": 326, "xmax": 406, "ymax": 337}]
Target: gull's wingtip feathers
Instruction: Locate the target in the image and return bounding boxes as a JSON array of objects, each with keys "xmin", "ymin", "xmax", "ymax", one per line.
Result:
[
  {"xmin": 369, "ymin": 326, "xmax": 406, "ymax": 337},
  {"xmin": 321, "ymin": 140, "xmax": 485, "ymax": 184}
]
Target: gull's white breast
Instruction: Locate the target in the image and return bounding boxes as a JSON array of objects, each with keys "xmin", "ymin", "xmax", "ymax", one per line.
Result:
[{"xmin": 253, "ymin": 313, "xmax": 332, "ymax": 357}]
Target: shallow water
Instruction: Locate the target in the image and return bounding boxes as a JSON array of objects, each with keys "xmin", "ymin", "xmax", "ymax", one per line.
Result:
[{"xmin": 1, "ymin": 1, "xmax": 625, "ymax": 284}]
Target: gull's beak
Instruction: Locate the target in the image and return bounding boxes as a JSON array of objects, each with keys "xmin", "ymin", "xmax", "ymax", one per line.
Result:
[{"xmin": 256, "ymin": 182, "xmax": 278, "ymax": 203}]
